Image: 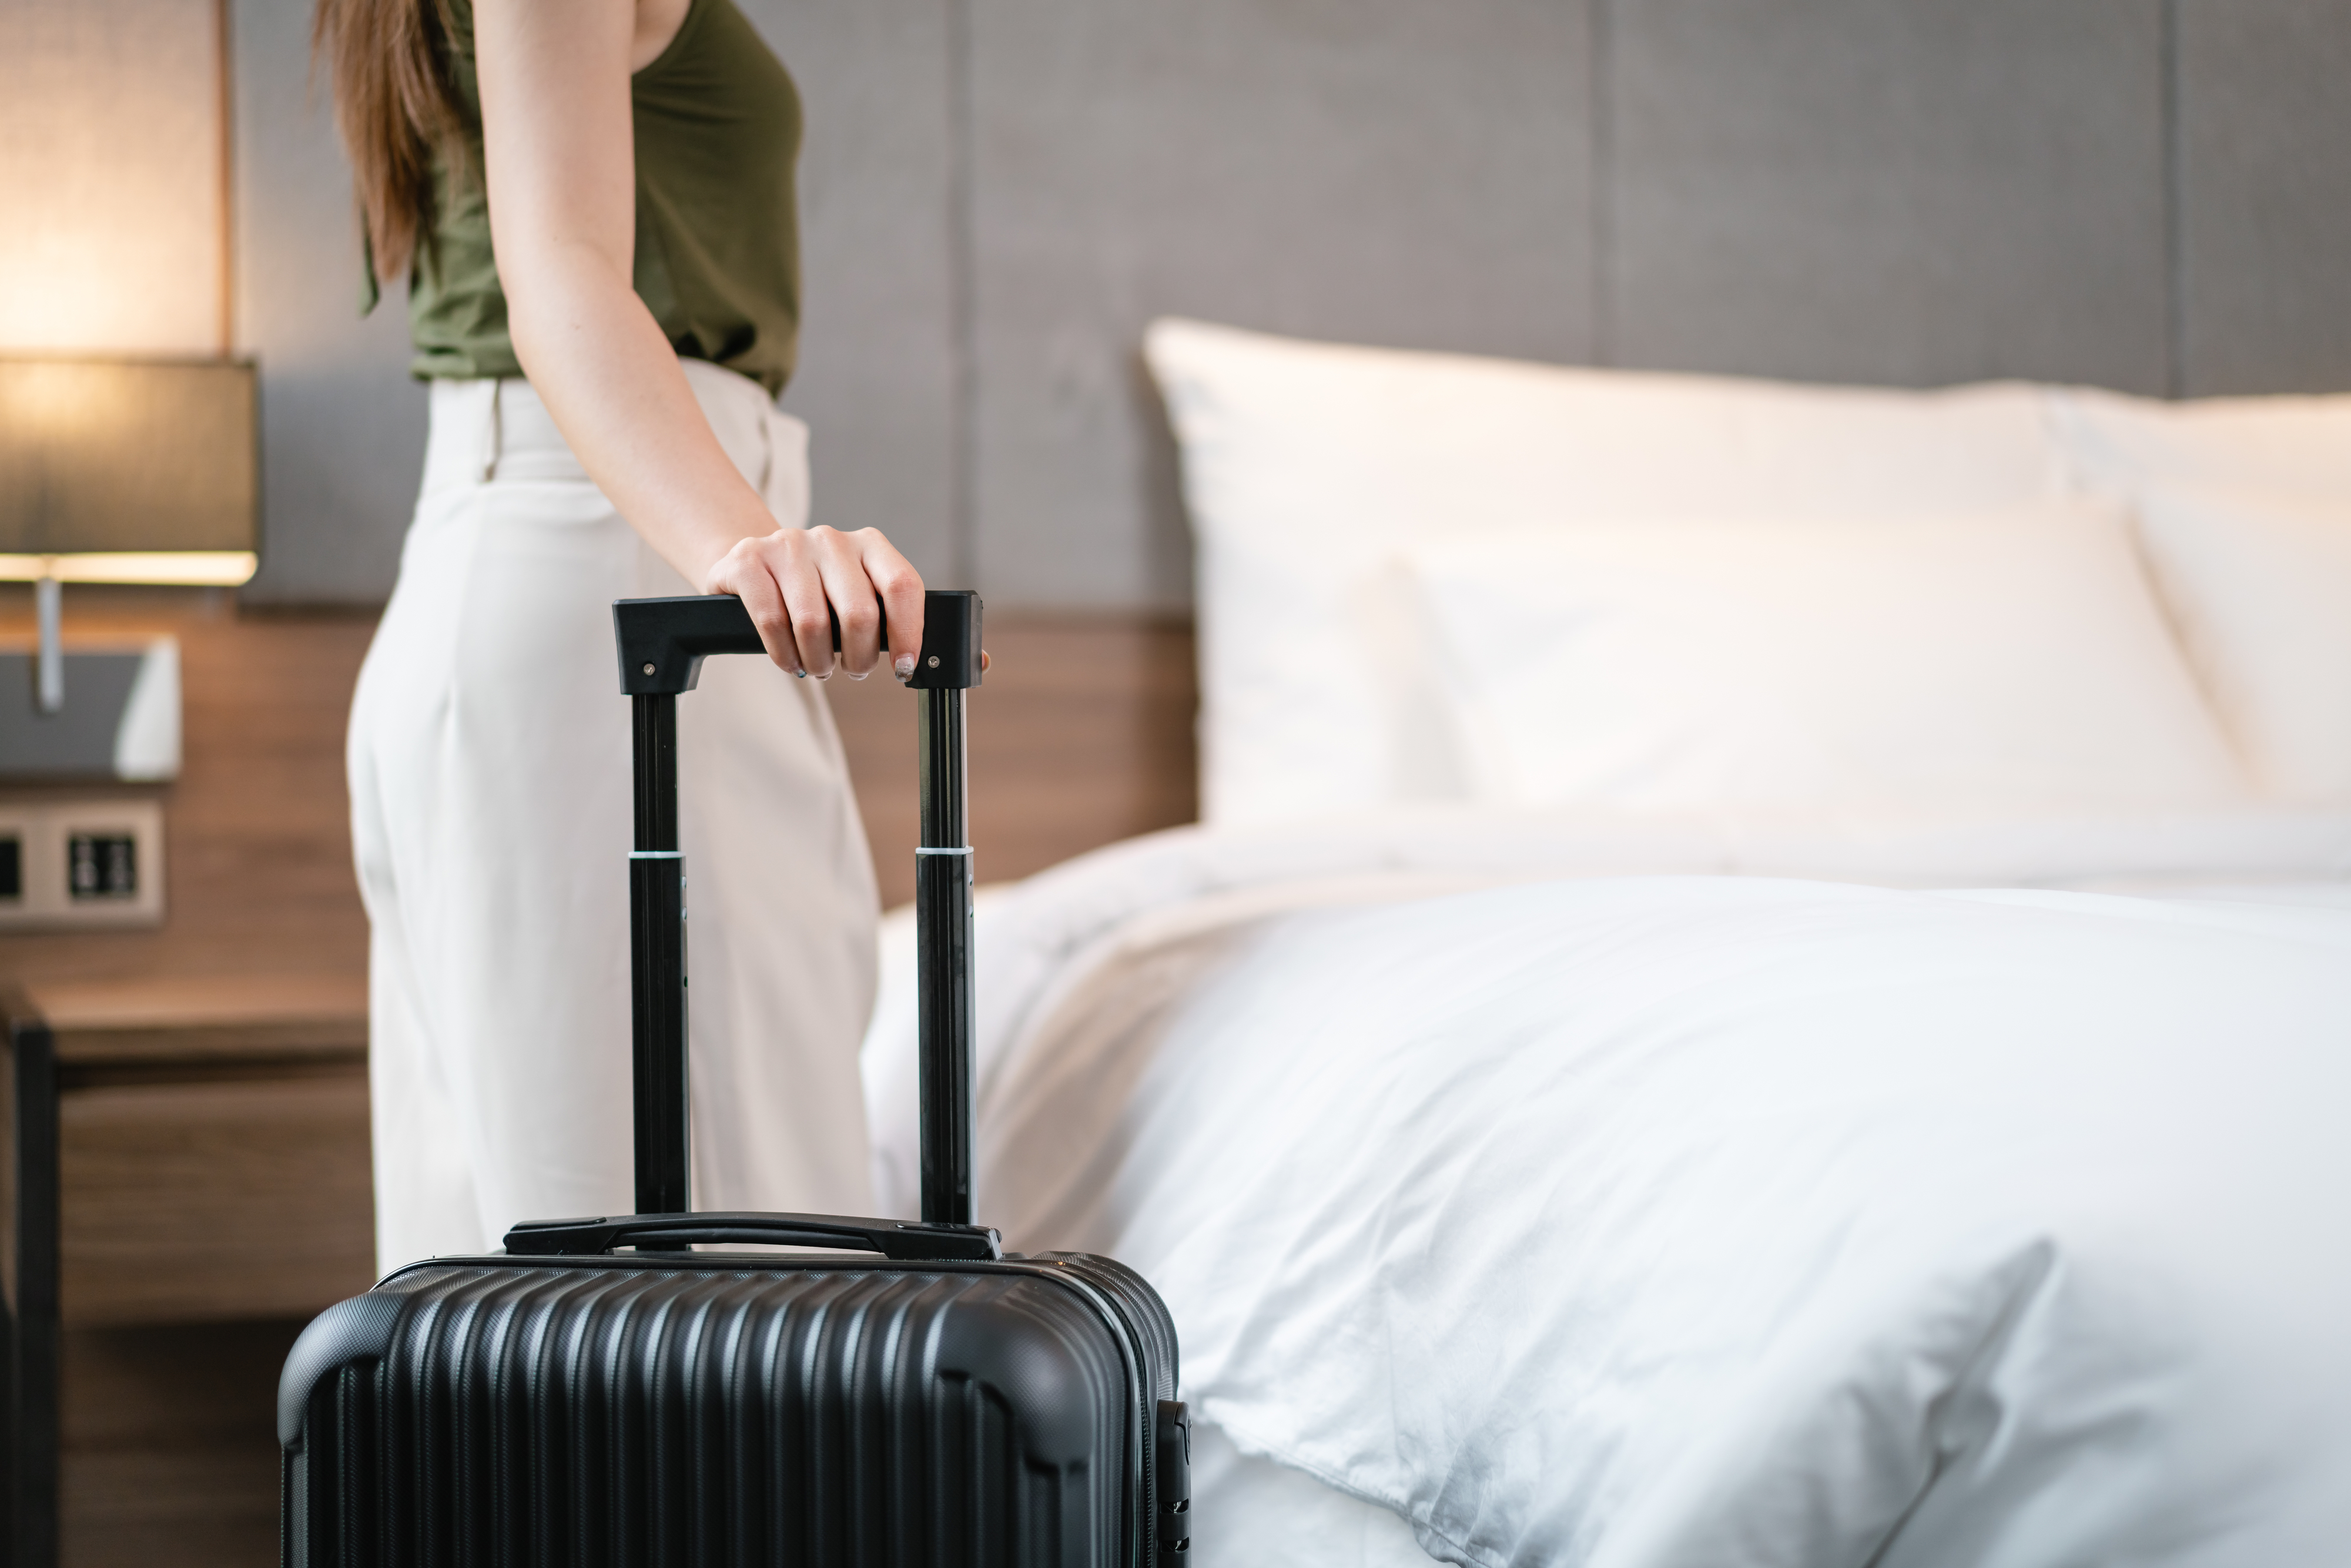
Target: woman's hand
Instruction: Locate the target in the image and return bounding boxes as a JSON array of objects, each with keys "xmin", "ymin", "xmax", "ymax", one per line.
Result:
[{"xmin": 702, "ymin": 525, "xmax": 925, "ymax": 681}]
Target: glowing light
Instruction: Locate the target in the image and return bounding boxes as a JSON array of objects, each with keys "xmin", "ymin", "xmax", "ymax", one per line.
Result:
[
  {"xmin": 0, "ymin": 552, "xmax": 259, "ymax": 586},
  {"xmin": 0, "ymin": 0, "xmax": 225, "ymax": 356}
]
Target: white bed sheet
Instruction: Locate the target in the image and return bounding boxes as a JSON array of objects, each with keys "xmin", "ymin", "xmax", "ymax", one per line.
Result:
[{"xmin": 861, "ymin": 809, "xmax": 2351, "ymax": 1567}]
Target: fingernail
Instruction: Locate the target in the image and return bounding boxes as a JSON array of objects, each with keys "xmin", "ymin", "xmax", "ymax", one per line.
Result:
[
  {"xmin": 848, "ymin": 669, "xmax": 868, "ymax": 681},
  {"xmin": 792, "ymin": 667, "xmax": 805, "ymax": 679},
  {"xmin": 894, "ymin": 655, "xmax": 916, "ymax": 680}
]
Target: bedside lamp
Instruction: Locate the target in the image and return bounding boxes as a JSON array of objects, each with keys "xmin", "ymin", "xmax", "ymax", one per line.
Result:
[{"xmin": 1, "ymin": 357, "xmax": 259, "ymax": 718}]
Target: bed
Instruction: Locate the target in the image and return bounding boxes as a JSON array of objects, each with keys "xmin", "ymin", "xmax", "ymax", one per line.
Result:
[{"xmin": 862, "ymin": 321, "xmax": 2351, "ymax": 1566}]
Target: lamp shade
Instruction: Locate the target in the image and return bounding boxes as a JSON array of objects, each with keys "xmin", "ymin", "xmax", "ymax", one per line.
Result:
[{"xmin": 0, "ymin": 357, "xmax": 257, "ymax": 579}]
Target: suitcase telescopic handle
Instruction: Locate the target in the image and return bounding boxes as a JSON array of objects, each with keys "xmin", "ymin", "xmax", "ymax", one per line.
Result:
[
  {"xmin": 612, "ymin": 590, "xmax": 982, "ymax": 695},
  {"xmin": 607, "ymin": 588, "xmax": 984, "ymax": 1232},
  {"xmin": 503, "ymin": 1211, "xmax": 1002, "ymax": 1262}
]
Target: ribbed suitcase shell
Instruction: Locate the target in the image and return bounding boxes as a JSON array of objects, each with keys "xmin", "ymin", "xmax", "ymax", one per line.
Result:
[{"xmin": 280, "ymin": 1251, "xmax": 1178, "ymax": 1568}]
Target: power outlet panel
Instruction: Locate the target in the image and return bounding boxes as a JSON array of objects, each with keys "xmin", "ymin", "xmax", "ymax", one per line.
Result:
[{"xmin": 0, "ymin": 797, "xmax": 166, "ymax": 930}]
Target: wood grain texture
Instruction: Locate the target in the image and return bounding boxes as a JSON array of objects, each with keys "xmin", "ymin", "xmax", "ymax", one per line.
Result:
[
  {"xmin": 62, "ymin": 1444, "xmax": 282, "ymax": 1568},
  {"xmin": 59, "ymin": 1071, "xmax": 374, "ymax": 1326},
  {"xmin": 0, "ymin": 585, "xmax": 375, "ymax": 988},
  {"xmin": 34, "ymin": 972, "xmax": 367, "ymax": 1065},
  {"xmin": 60, "ymin": 1317, "xmax": 302, "ymax": 1568},
  {"xmin": 1, "ymin": 593, "xmax": 1204, "ymax": 964},
  {"xmin": 825, "ymin": 613, "xmax": 1200, "ymax": 907}
]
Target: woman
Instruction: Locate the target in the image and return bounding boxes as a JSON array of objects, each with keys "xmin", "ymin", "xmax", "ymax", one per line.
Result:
[{"xmin": 319, "ymin": 0, "xmax": 915, "ymax": 1269}]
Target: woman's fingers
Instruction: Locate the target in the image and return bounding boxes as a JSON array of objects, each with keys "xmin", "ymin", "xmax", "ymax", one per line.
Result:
[
  {"xmin": 708, "ymin": 525, "xmax": 929, "ymax": 681},
  {"xmin": 809, "ymin": 527, "xmax": 886, "ymax": 678},
  {"xmin": 761, "ymin": 530, "xmax": 837, "ymax": 679},
  {"xmin": 705, "ymin": 534, "xmax": 808, "ymax": 673},
  {"xmin": 855, "ymin": 529, "xmax": 926, "ymax": 681}
]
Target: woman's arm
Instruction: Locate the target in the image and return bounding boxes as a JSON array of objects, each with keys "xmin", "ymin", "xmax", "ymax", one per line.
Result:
[{"xmin": 474, "ymin": 0, "xmax": 919, "ymax": 678}]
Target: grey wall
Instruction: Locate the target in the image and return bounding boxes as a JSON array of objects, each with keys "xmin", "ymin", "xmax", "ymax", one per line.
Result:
[
  {"xmin": 2175, "ymin": 0, "xmax": 2351, "ymax": 394},
  {"xmin": 234, "ymin": 0, "xmax": 2351, "ymax": 608},
  {"xmin": 233, "ymin": 0, "xmax": 427, "ymax": 603}
]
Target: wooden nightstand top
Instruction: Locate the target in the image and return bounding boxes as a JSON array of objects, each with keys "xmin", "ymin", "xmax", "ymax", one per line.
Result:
[{"xmin": 24, "ymin": 973, "xmax": 366, "ymax": 1064}]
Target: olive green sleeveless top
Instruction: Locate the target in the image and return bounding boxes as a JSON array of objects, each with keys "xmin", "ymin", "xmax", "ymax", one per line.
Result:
[{"xmin": 374, "ymin": 0, "xmax": 803, "ymax": 395}]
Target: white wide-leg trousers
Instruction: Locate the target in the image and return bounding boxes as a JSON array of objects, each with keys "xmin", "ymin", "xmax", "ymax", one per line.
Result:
[{"xmin": 349, "ymin": 360, "xmax": 879, "ymax": 1273}]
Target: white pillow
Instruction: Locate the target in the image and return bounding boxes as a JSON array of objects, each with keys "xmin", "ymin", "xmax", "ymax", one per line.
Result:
[
  {"xmin": 1401, "ymin": 502, "xmax": 2251, "ymax": 815},
  {"xmin": 1144, "ymin": 318, "xmax": 2072, "ymax": 825},
  {"xmin": 2130, "ymin": 489, "xmax": 2351, "ymax": 802},
  {"xmin": 2049, "ymin": 386, "xmax": 2351, "ymax": 506}
]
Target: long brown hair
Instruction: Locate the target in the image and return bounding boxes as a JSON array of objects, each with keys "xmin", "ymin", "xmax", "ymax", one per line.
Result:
[{"xmin": 313, "ymin": 0, "xmax": 467, "ymax": 283}]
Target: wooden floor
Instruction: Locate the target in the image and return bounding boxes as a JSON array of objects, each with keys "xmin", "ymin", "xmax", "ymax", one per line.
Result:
[{"xmin": 2, "ymin": 588, "xmax": 1199, "ymax": 1564}]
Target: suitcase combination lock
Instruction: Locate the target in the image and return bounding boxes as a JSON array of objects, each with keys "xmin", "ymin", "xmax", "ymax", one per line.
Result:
[{"xmin": 1157, "ymin": 1399, "xmax": 1193, "ymax": 1561}]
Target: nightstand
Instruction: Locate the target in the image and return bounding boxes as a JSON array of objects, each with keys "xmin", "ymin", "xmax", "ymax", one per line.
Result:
[{"xmin": 4, "ymin": 974, "xmax": 370, "ymax": 1567}]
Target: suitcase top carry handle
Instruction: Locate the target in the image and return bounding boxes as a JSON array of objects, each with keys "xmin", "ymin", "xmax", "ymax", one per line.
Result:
[
  {"xmin": 504, "ymin": 1211, "xmax": 1003, "ymax": 1262},
  {"xmin": 614, "ymin": 589, "xmax": 983, "ymax": 696}
]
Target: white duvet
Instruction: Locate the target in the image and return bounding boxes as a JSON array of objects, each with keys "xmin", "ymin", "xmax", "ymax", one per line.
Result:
[{"xmin": 862, "ymin": 809, "xmax": 2351, "ymax": 1566}]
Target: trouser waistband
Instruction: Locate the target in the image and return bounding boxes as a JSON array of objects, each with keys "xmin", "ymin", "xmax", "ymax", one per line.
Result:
[{"xmin": 419, "ymin": 361, "xmax": 810, "ymax": 527}]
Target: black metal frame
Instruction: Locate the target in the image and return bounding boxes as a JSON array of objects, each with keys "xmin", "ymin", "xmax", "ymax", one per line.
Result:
[
  {"xmin": 2, "ymin": 989, "xmax": 60, "ymax": 1568},
  {"xmin": 628, "ymin": 692, "xmax": 689, "ymax": 1219},
  {"xmin": 610, "ymin": 590, "xmax": 984, "ymax": 1230},
  {"xmin": 915, "ymin": 685, "xmax": 976, "ymax": 1225}
]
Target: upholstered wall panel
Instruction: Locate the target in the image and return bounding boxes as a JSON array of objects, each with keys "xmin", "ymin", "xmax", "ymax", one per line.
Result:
[
  {"xmin": 964, "ymin": 0, "xmax": 1596, "ymax": 608},
  {"xmin": 223, "ymin": 0, "xmax": 2351, "ymax": 607},
  {"xmin": 232, "ymin": 0, "xmax": 426, "ymax": 605},
  {"xmin": 2175, "ymin": 0, "xmax": 2351, "ymax": 395},
  {"xmin": 751, "ymin": 0, "xmax": 964, "ymax": 578},
  {"xmin": 1606, "ymin": 0, "xmax": 2171, "ymax": 392}
]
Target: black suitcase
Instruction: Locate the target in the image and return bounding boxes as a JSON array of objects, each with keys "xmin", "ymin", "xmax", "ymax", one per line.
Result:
[{"xmin": 279, "ymin": 590, "xmax": 1190, "ymax": 1566}]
